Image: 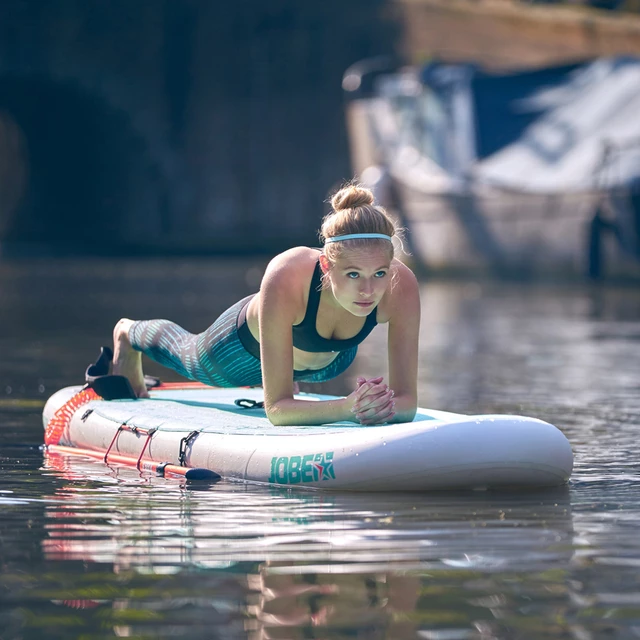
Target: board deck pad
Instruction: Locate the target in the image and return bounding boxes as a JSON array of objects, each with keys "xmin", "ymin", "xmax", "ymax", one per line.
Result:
[{"xmin": 88, "ymin": 387, "xmax": 440, "ymax": 435}]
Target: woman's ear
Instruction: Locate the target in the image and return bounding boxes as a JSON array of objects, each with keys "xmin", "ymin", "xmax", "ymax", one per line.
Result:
[{"xmin": 318, "ymin": 254, "xmax": 331, "ymax": 274}]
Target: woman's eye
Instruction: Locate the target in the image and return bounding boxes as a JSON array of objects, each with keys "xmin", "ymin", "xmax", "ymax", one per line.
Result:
[
  {"xmin": 346, "ymin": 272, "xmax": 359, "ymax": 279},
  {"xmin": 374, "ymin": 271, "xmax": 387, "ymax": 278}
]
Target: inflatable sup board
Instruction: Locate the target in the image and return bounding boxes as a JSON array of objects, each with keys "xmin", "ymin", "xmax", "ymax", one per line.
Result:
[{"xmin": 42, "ymin": 380, "xmax": 573, "ymax": 491}]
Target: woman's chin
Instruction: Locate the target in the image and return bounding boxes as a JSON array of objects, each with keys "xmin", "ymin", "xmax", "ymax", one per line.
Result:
[{"xmin": 351, "ymin": 302, "xmax": 376, "ymax": 315}]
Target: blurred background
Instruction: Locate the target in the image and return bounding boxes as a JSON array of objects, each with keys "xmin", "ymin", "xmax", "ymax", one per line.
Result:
[
  {"xmin": 0, "ymin": 0, "xmax": 639, "ymax": 278},
  {"xmin": 2, "ymin": 3, "xmax": 640, "ymax": 639}
]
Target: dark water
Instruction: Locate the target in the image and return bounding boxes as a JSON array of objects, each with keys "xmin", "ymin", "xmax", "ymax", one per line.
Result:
[{"xmin": 1, "ymin": 258, "xmax": 640, "ymax": 639}]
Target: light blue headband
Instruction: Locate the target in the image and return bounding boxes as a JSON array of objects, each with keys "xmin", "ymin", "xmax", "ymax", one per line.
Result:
[{"xmin": 324, "ymin": 233, "xmax": 393, "ymax": 244}]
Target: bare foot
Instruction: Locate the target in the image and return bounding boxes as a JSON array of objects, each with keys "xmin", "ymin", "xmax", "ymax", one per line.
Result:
[{"xmin": 112, "ymin": 318, "xmax": 149, "ymax": 398}]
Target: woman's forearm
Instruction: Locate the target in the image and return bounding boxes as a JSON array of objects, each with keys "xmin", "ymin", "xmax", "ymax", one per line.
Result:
[
  {"xmin": 387, "ymin": 394, "xmax": 417, "ymax": 424},
  {"xmin": 266, "ymin": 397, "xmax": 356, "ymax": 426},
  {"xmin": 267, "ymin": 393, "xmax": 416, "ymax": 426}
]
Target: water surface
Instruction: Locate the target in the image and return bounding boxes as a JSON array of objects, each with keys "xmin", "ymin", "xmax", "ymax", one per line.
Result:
[{"xmin": 1, "ymin": 258, "xmax": 639, "ymax": 639}]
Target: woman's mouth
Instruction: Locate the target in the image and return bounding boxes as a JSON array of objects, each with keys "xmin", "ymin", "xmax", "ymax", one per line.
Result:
[{"xmin": 355, "ymin": 301, "xmax": 374, "ymax": 308}]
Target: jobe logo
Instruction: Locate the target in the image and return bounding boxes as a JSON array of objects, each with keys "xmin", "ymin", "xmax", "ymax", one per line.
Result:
[{"xmin": 269, "ymin": 452, "xmax": 335, "ymax": 485}]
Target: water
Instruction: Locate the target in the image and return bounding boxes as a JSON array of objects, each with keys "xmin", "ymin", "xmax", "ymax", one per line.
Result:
[{"xmin": 1, "ymin": 257, "xmax": 640, "ymax": 639}]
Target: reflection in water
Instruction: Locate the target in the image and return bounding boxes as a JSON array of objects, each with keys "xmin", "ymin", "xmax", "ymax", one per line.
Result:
[
  {"xmin": 37, "ymin": 454, "xmax": 576, "ymax": 638},
  {"xmin": 1, "ymin": 259, "xmax": 640, "ymax": 638}
]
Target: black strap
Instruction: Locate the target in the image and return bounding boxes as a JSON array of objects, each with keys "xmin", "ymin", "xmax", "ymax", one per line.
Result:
[
  {"xmin": 143, "ymin": 375, "xmax": 162, "ymax": 389},
  {"xmin": 85, "ymin": 346, "xmax": 113, "ymax": 382},
  {"xmin": 84, "ymin": 346, "xmax": 161, "ymax": 398},
  {"xmin": 155, "ymin": 462, "xmax": 170, "ymax": 477},
  {"xmin": 86, "ymin": 375, "xmax": 138, "ymax": 401},
  {"xmin": 234, "ymin": 398, "xmax": 265, "ymax": 409},
  {"xmin": 297, "ymin": 260, "xmax": 323, "ymax": 328}
]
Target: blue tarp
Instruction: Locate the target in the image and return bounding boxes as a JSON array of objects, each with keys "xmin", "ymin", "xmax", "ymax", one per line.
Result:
[{"xmin": 419, "ymin": 58, "xmax": 640, "ymax": 192}]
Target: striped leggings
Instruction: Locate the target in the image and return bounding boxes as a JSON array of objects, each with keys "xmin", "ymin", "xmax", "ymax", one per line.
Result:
[{"xmin": 129, "ymin": 296, "xmax": 358, "ymax": 387}]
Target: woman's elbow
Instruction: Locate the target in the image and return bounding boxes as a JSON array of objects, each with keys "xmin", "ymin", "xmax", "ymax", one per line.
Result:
[
  {"xmin": 265, "ymin": 402, "xmax": 292, "ymax": 427},
  {"xmin": 392, "ymin": 399, "xmax": 417, "ymax": 423},
  {"xmin": 265, "ymin": 406, "xmax": 281, "ymax": 426}
]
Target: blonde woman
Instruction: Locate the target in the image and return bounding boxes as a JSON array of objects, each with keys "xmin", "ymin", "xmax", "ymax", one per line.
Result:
[{"xmin": 113, "ymin": 184, "xmax": 420, "ymax": 426}]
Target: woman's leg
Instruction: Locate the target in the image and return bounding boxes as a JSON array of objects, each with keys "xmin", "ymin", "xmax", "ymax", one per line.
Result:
[
  {"xmin": 113, "ymin": 318, "xmax": 148, "ymax": 397},
  {"xmin": 113, "ymin": 297, "xmax": 264, "ymax": 396}
]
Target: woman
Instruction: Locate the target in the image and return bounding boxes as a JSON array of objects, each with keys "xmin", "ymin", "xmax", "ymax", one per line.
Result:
[{"xmin": 113, "ymin": 184, "xmax": 420, "ymax": 426}]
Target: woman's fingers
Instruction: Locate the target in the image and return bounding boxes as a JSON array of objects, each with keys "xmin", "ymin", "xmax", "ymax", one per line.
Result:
[
  {"xmin": 357, "ymin": 399, "xmax": 396, "ymax": 425},
  {"xmin": 353, "ymin": 386, "xmax": 394, "ymax": 414},
  {"xmin": 349, "ymin": 377, "xmax": 393, "ymax": 421},
  {"xmin": 356, "ymin": 395, "xmax": 395, "ymax": 420},
  {"xmin": 354, "ymin": 379, "xmax": 387, "ymax": 402},
  {"xmin": 354, "ymin": 376, "xmax": 383, "ymax": 393},
  {"xmin": 359, "ymin": 403, "xmax": 396, "ymax": 425}
]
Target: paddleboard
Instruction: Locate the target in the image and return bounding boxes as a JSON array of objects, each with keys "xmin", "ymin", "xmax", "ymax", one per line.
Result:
[{"xmin": 42, "ymin": 383, "xmax": 573, "ymax": 491}]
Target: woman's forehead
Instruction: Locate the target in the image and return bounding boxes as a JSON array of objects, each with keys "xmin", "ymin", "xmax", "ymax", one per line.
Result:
[{"xmin": 333, "ymin": 247, "xmax": 392, "ymax": 269}]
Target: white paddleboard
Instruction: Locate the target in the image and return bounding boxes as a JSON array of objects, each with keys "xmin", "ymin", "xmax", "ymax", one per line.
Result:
[{"xmin": 43, "ymin": 384, "xmax": 573, "ymax": 491}]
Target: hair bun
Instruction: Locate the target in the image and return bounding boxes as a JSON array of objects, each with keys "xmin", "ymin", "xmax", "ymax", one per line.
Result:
[{"xmin": 331, "ymin": 185, "xmax": 375, "ymax": 212}]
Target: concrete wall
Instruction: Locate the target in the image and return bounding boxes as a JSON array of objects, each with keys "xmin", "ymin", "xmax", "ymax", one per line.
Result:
[{"xmin": 0, "ymin": 0, "xmax": 400, "ymax": 254}]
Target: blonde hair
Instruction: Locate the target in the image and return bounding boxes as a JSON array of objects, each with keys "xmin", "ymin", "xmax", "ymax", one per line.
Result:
[{"xmin": 319, "ymin": 184, "xmax": 399, "ymax": 263}]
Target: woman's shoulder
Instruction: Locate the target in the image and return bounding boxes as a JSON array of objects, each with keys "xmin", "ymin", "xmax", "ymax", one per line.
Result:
[
  {"xmin": 378, "ymin": 259, "xmax": 420, "ymax": 323},
  {"xmin": 391, "ymin": 259, "xmax": 419, "ymax": 300},
  {"xmin": 260, "ymin": 247, "xmax": 319, "ymax": 294},
  {"xmin": 256, "ymin": 247, "xmax": 319, "ymax": 323},
  {"xmin": 265, "ymin": 246, "xmax": 320, "ymax": 277},
  {"xmin": 391, "ymin": 258, "xmax": 419, "ymax": 286}
]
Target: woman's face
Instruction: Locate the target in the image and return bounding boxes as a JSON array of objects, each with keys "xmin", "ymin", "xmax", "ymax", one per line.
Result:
[{"xmin": 320, "ymin": 247, "xmax": 392, "ymax": 317}]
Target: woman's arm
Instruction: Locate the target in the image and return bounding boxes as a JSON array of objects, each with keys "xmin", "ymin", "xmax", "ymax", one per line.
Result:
[
  {"xmin": 355, "ymin": 263, "xmax": 420, "ymax": 425},
  {"xmin": 259, "ymin": 256, "xmax": 360, "ymax": 426},
  {"xmin": 387, "ymin": 264, "xmax": 420, "ymax": 422}
]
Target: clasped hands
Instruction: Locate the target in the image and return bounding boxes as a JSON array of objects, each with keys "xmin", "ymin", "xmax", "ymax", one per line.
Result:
[{"xmin": 349, "ymin": 376, "xmax": 396, "ymax": 425}]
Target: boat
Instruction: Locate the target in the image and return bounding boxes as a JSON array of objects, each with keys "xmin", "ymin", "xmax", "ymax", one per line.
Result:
[
  {"xmin": 42, "ymin": 377, "xmax": 573, "ymax": 491},
  {"xmin": 343, "ymin": 56, "xmax": 640, "ymax": 278}
]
